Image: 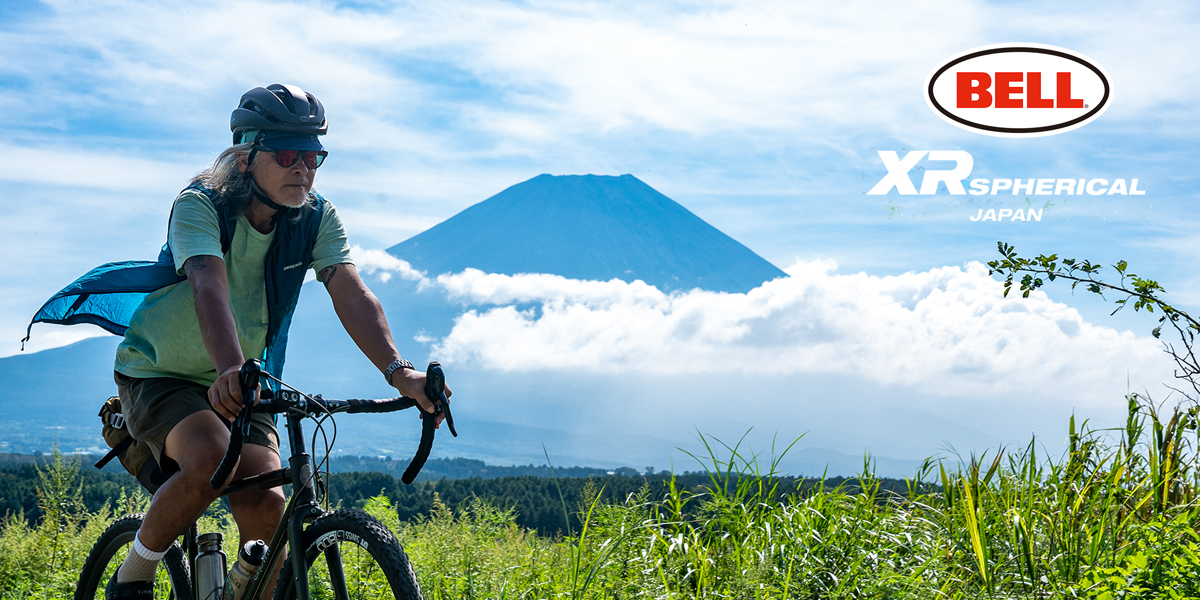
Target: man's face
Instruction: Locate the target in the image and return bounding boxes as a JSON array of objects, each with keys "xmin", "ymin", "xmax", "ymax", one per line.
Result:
[{"xmin": 245, "ymin": 148, "xmax": 315, "ymax": 208}]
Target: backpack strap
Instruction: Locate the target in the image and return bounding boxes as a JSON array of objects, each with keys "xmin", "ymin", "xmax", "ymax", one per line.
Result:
[
  {"xmin": 182, "ymin": 182, "xmax": 236, "ymax": 254},
  {"xmin": 94, "ymin": 436, "xmax": 133, "ymax": 470}
]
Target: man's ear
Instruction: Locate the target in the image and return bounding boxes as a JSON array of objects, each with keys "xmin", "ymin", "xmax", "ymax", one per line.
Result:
[{"xmin": 237, "ymin": 153, "xmax": 249, "ymax": 173}]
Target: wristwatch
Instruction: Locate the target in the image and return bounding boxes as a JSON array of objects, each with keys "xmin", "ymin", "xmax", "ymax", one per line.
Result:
[{"xmin": 383, "ymin": 359, "xmax": 414, "ymax": 386}]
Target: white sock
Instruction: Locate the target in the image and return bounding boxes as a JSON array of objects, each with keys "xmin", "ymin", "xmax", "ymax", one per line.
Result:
[{"xmin": 116, "ymin": 533, "xmax": 167, "ymax": 583}]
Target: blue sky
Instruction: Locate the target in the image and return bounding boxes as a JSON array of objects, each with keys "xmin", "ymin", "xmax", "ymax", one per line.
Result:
[{"xmin": 4, "ymin": 0, "xmax": 1200, "ymax": 458}]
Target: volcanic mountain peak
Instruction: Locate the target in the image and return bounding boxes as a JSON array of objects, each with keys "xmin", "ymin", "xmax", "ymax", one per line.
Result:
[{"xmin": 388, "ymin": 174, "xmax": 785, "ymax": 293}]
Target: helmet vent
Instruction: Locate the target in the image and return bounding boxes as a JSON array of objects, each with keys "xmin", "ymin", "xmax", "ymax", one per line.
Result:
[{"xmin": 230, "ymin": 84, "xmax": 328, "ymax": 144}]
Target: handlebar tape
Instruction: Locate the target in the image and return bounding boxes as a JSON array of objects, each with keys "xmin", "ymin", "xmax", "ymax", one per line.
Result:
[
  {"xmin": 401, "ymin": 362, "xmax": 454, "ymax": 484},
  {"xmin": 210, "ymin": 360, "xmax": 261, "ymax": 489},
  {"xmin": 402, "ymin": 405, "xmax": 437, "ymax": 484},
  {"xmin": 347, "ymin": 397, "xmax": 419, "ymax": 413}
]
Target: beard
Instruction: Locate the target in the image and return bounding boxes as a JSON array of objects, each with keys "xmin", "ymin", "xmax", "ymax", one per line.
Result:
[
  {"xmin": 246, "ymin": 158, "xmax": 314, "ymax": 209},
  {"xmin": 274, "ymin": 189, "xmax": 312, "ymax": 208}
]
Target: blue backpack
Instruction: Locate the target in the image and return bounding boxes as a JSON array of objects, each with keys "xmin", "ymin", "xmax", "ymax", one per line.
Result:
[{"xmin": 23, "ymin": 183, "xmax": 327, "ymax": 385}]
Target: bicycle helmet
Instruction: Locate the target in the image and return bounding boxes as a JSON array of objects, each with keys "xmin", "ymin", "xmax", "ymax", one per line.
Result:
[{"xmin": 230, "ymin": 83, "xmax": 327, "ymax": 145}]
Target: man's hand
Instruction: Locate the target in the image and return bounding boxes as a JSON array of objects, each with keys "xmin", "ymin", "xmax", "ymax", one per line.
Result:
[
  {"xmin": 209, "ymin": 364, "xmax": 260, "ymax": 421},
  {"xmin": 390, "ymin": 368, "xmax": 451, "ymax": 429}
]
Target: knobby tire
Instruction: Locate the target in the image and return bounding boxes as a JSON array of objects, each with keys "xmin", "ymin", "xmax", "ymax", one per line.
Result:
[
  {"xmin": 273, "ymin": 508, "xmax": 422, "ymax": 600},
  {"xmin": 74, "ymin": 513, "xmax": 192, "ymax": 600}
]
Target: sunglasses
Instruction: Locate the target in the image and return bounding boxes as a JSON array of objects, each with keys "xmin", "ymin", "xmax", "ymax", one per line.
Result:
[{"xmin": 254, "ymin": 145, "xmax": 327, "ymax": 169}]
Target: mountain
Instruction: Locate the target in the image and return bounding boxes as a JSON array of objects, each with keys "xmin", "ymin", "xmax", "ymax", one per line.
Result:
[
  {"xmin": 387, "ymin": 174, "xmax": 786, "ymax": 293},
  {"xmin": 0, "ymin": 335, "xmax": 122, "ymax": 454}
]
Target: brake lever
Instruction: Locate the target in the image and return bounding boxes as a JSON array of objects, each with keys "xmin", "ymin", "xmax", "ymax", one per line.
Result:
[
  {"xmin": 425, "ymin": 361, "xmax": 457, "ymax": 437},
  {"xmin": 401, "ymin": 361, "xmax": 455, "ymax": 484},
  {"xmin": 209, "ymin": 359, "xmax": 261, "ymax": 489},
  {"xmin": 237, "ymin": 360, "xmax": 259, "ymax": 435}
]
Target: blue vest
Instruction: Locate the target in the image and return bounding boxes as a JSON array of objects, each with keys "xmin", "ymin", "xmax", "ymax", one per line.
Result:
[{"xmin": 24, "ymin": 184, "xmax": 327, "ymax": 387}]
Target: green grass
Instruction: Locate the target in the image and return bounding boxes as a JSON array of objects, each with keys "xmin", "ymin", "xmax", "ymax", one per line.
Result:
[{"xmin": 3, "ymin": 394, "xmax": 1198, "ymax": 599}]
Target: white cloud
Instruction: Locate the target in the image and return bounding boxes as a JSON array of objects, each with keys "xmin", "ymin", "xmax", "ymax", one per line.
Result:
[
  {"xmin": 411, "ymin": 1, "xmax": 974, "ymax": 137},
  {"xmin": 8, "ymin": 0, "xmax": 1197, "ymax": 149},
  {"xmin": 418, "ymin": 260, "xmax": 1170, "ymax": 403},
  {"xmin": 349, "ymin": 244, "xmax": 425, "ymax": 283},
  {"xmin": 0, "ymin": 143, "xmax": 198, "ymax": 191}
]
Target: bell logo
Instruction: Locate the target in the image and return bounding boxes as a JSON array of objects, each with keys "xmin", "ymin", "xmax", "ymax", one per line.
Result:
[
  {"xmin": 926, "ymin": 44, "xmax": 1111, "ymax": 137},
  {"xmin": 956, "ymin": 72, "xmax": 1084, "ymax": 109}
]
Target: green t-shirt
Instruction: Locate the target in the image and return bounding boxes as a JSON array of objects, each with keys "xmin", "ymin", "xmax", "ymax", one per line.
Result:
[{"xmin": 114, "ymin": 190, "xmax": 353, "ymax": 386}]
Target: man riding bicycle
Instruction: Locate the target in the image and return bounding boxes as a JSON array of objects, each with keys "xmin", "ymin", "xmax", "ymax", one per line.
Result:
[{"xmin": 104, "ymin": 84, "xmax": 447, "ymax": 599}]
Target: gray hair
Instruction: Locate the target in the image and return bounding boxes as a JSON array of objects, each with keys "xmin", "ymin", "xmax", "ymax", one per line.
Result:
[
  {"xmin": 191, "ymin": 142, "xmax": 255, "ymax": 213},
  {"xmin": 191, "ymin": 142, "xmax": 315, "ymax": 216}
]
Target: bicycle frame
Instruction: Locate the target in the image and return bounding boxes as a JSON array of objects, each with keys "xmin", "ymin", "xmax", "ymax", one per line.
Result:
[
  {"xmin": 181, "ymin": 389, "xmax": 329, "ymax": 600},
  {"xmin": 169, "ymin": 356, "xmax": 451, "ymax": 600},
  {"xmin": 78, "ymin": 358, "xmax": 447, "ymax": 600}
]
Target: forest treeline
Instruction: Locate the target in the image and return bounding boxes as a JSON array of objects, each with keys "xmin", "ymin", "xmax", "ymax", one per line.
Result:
[
  {"xmin": 327, "ymin": 454, "xmax": 644, "ymax": 479},
  {"xmin": 0, "ymin": 453, "xmax": 913, "ymax": 535}
]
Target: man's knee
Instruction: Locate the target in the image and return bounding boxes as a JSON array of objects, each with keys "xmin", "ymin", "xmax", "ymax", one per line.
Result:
[
  {"xmin": 163, "ymin": 410, "xmax": 233, "ymax": 477},
  {"xmin": 231, "ymin": 487, "xmax": 286, "ymax": 517},
  {"xmin": 228, "ymin": 444, "xmax": 284, "ymax": 519}
]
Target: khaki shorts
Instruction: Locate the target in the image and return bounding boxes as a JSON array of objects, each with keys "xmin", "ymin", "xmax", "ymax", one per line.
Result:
[{"xmin": 114, "ymin": 371, "xmax": 280, "ymax": 474}]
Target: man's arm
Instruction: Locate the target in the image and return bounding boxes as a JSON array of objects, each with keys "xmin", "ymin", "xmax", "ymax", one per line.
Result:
[
  {"xmin": 318, "ymin": 263, "xmax": 445, "ymax": 422},
  {"xmin": 185, "ymin": 255, "xmax": 248, "ymax": 420}
]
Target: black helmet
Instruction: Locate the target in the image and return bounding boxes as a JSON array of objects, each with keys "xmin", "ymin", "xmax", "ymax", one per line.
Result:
[{"xmin": 230, "ymin": 84, "xmax": 327, "ymax": 145}]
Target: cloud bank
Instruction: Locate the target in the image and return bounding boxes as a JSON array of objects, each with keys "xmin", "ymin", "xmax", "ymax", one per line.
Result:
[{"xmin": 351, "ymin": 257, "xmax": 1172, "ymax": 405}]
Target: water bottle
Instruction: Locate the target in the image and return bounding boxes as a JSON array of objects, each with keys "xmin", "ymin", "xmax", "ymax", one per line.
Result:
[
  {"xmin": 195, "ymin": 532, "xmax": 227, "ymax": 600},
  {"xmin": 222, "ymin": 540, "xmax": 268, "ymax": 600}
]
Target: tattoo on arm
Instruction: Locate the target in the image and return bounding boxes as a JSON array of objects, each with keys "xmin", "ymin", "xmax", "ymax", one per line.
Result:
[
  {"xmin": 318, "ymin": 264, "xmax": 340, "ymax": 289},
  {"xmin": 184, "ymin": 256, "xmax": 210, "ymax": 276}
]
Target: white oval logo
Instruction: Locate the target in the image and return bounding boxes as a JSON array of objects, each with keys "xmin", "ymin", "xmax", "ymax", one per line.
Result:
[{"xmin": 925, "ymin": 44, "xmax": 1111, "ymax": 137}]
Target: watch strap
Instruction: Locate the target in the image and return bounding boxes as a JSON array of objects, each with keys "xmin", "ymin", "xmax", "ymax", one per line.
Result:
[{"xmin": 384, "ymin": 359, "xmax": 414, "ymax": 385}]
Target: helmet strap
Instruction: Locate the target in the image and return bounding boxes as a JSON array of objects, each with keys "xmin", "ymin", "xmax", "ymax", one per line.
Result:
[
  {"xmin": 242, "ymin": 145, "xmax": 290, "ymax": 215},
  {"xmin": 249, "ymin": 176, "xmax": 289, "ymax": 213}
]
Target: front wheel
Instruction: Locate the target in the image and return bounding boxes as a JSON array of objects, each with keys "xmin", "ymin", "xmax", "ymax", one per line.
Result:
[
  {"xmin": 273, "ymin": 509, "xmax": 422, "ymax": 600},
  {"xmin": 74, "ymin": 513, "xmax": 191, "ymax": 600}
]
